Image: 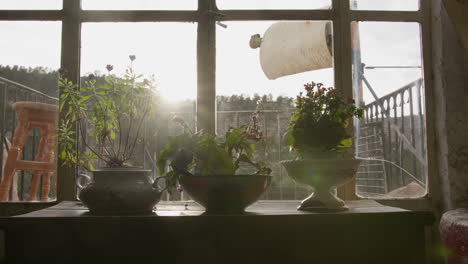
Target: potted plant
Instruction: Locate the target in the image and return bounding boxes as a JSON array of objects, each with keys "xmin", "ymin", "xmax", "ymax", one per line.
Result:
[
  {"xmin": 281, "ymin": 82, "xmax": 363, "ymax": 211},
  {"xmin": 157, "ymin": 117, "xmax": 272, "ymax": 214},
  {"xmin": 58, "ymin": 56, "xmax": 167, "ymax": 215}
]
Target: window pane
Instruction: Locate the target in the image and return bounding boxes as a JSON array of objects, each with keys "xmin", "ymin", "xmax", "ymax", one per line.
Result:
[
  {"xmin": 352, "ymin": 22, "xmax": 427, "ymax": 198},
  {"xmin": 81, "ymin": 23, "xmax": 196, "ymax": 100},
  {"xmin": 80, "ymin": 22, "xmax": 196, "ymax": 200},
  {"xmin": 0, "ymin": 21, "xmax": 61, "ymax": 202},
  {"xmin": 0, "ymin": 0, "xmax": 62, "ymax": 10},
  {"xmin": 350, "ymin": 0, "xmax": 419, "ymax": 11},
  {"xmin": 82, "ymin": 0, "xmax": 196, "ymax": 10},
  {"xmin": 217, "ymin": 21, "xmax": 334, "ymax": 200},
  {"xmin": 217, "ymin": 0, "xmax": 331, "ymax": 10}
]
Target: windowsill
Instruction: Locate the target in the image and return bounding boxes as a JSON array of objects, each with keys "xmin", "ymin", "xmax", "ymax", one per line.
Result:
[
  {"xmin": 0, "ymin": 200, "xmax": 435, "ymax": 264},
  {"xmin": 0, "ymin": 201, "xmax": 57, "ymax": 216},
  {"xmin": 13, "ymin": 199, "xmax": 434, "ymax": 220},
  {"xmin": 0, "ymin": 197, "xmax": 434, "ymax": 217}
]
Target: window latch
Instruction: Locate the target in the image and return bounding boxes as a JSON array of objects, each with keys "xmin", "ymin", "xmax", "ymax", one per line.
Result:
[{"xmin": 207, "ymin": 10, "xmax": 228, "ymax": 29}]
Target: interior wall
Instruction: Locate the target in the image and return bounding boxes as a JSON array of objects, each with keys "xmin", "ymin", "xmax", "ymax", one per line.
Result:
[
  {"xmin": 442, "ymin": 0, "xmax": 468, "ymax": 53},
  {"xmin": 432, "ymin": 0, "xmax": 468, "ymax": 214}
]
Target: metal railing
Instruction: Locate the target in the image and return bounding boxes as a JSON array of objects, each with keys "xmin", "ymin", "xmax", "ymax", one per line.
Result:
[
  {"xmin": 356, "ymin": 78, "xmax": 427, "ymax": 197},
  {"xmin": 0, "ymin": 76, "xmax": 58, "ymax": 201},
  {"xmin": 1, "ymin": 75, "xmax": 427, "ymax": 201},
  {"xmin": 156, "ymin": 109, "xmax": 312, "ymax": 201}
]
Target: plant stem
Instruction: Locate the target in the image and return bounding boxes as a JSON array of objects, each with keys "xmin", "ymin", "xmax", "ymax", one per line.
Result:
[
  {"xmin": 117, "ymin": 115, "xmax": 122, "ymax": 157},
  {"xmin": 127, "ymin": 105, "xmax": 150, "ymax": 159},
  {"xmin": 78, "ymin": 121, "xmax": 109, "ymax": 165}
]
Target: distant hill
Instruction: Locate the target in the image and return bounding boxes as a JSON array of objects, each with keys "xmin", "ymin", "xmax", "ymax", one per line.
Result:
[{"xmin": 0, "ymin": 65, "xmax": 59, "ymax": 97}]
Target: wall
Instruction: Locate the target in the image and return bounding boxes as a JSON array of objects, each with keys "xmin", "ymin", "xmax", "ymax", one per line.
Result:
[
  {"xmin": 443, "ymin": 0, "xmax": 468, "ymax": 53},
  {"xmin": 433, "ymin": 0, "xmax": 468, "ymax": 213}
]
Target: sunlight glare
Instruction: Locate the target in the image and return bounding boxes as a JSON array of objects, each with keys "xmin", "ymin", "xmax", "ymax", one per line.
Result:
[{"xmin": 81, "ymin": 22, "xmax": 197, "ymax": 103}]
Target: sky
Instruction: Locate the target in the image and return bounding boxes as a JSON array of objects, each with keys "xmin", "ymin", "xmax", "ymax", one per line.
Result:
[{"xmin": 0, "ymin": 0, "xmax": 422, "ymax": 104}]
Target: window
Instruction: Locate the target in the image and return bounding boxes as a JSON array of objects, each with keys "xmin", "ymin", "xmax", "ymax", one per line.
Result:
[
  {"xmin": 0, "ymin": 0, "xmax": 433, "ymax": 205},
  {"xmin": 81, "ymin": 22, "xmax": 196, "ymax": 101},
  {"xmin": 82, "ymin": 0, "xmax": 197, "ymax": 10},
  {"xmin": 79, "ymin": 22, "xmax": 196, "ymax": 200},
  {"xmin": 0, "ymin": 21, "xmax": 61, "ymax": 201},
  {"xmin": 0, "ymin": 0, "xmax": 62, "ymax": 10},
  {"xmin": 353, "ymin": 22, "xmax": 427, "ymax": 198},
  {"xmin": 350, "ymin": 0, "xmax": 419, "ymax": 11},
  {"xmin": 216, "ymin": 0, "xmax": 331, "ymax": 10},
  {"xmin": 216, "ymin": 20, "xmax": 333, "ymax": 199}
]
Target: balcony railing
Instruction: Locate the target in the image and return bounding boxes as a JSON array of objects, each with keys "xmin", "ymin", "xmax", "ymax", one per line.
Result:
[
  {"xmin": 356, "ymin": 78, "xmax": 427, "ymax": 197},
  {"xmin": 1, "ymin": 76, "xmax": 426, "ymax": 201},
  {"xmin": 156, "ymin": 109, "xmax": 312, "ymax": 201}
]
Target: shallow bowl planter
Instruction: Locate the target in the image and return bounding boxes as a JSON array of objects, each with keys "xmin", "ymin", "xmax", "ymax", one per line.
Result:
[
  {"xmin": 77, "ymin": 168, "xmax": 167, "ymax": 215},
  {"xmin": 179, "ymin": 174, "xmax": 273, "ymax": 214},
  {"xmin": 281, "ymin": 158, "xmax": 361, "ymax": 211}
]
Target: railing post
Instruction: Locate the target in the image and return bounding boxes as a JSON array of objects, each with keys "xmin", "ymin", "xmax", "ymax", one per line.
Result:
[{"xmin": 416, "ymin": 80, "xmax": 426, "ymax": 183}]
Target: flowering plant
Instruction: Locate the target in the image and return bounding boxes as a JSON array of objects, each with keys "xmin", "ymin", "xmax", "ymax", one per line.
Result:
[
  {"xmin": 58, "ymin": 55, "xmax": 158, "ymax": 169},
  {"xmin": 284, "ymin": 82, "xmax": 363, "ymax": 155}
]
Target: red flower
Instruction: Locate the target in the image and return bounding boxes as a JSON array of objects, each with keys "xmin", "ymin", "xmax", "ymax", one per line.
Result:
[
  {"xmin": 304, "ymin": 83, "xmax": 314, "ymax": 91},
  {"xmin": 347, "ymin": 97, "xmax": 355, "ymax": 104}
]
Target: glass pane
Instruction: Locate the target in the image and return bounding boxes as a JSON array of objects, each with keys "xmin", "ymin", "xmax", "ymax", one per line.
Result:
[
  {"xmin": 0, "ymin": 21, "xmax": 62, "ymax": 202},
  {"xmin": 80, "ymin": 22, "xmax": 196, "ymax": 200},
  {"xmin": 217, "ymin": 0, "xmax": 331, "ymax": 10},
  {"xmin": 217, "ymin": 21, "xmax": 334, "ymax": 200},
  {"xmin": 352, "ymin": 22, "xmax": 427, "ymax": 198},
  {"xmin": 350, "ymin": 0, "xmax": 419, "ymax": 11},
  {"xmin": 82, "ymin": 0, "xmax": 196, "ymax": 10},
  {"xmin": 0, "ymin": 0, "xmax": 62, "ymax": 10}
]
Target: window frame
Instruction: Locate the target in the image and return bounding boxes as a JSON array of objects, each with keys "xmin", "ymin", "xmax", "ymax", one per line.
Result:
[{"xmin": 0, "ymin": 0, "xmax": 435, "ymax": 209}]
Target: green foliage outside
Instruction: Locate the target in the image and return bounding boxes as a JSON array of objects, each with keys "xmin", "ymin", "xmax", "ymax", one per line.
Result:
[{"xmin": 0, "ymin": 65, "xmax": 59, "ymax": 97}]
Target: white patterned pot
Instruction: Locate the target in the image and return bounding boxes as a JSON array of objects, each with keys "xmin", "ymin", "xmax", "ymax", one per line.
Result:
[{"xmin": 77, "ymin": 168, "xmax": 167, "ymax": 215}]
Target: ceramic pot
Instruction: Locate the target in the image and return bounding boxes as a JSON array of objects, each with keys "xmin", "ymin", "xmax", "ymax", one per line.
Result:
[
  {"xmin": 77, "ymin": 168, "xmax": 167, "ymax": 215},
  {"xmin": 281, "ymin": 157, "xmax": 361, "ymax": 211},
  {"xmin": 179, "ymin": 174, "xmax": 272, "ymax": 214}
]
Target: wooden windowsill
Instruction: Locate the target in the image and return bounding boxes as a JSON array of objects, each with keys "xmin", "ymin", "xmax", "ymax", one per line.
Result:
[
  {"xmin": 14, "ymin": 199, "xmax": 434, "ymax": 220},
  {"xmin": 0, "ymin": 200, "xmax": 435, "ymax": 264}
]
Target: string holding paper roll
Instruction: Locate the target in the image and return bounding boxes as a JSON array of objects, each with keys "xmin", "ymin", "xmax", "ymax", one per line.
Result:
[{"xmin": 256, "ymin": 21, "xmax": 333, "ymax": 80}]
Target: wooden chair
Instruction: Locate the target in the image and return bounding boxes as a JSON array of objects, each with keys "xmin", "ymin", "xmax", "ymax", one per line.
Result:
[{"xmin": 0, "ymin": 102, "xmax": 58, "ymax": 201}]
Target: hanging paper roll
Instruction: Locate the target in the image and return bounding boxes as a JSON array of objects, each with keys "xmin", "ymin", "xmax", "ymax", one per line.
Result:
[{"xmin": 252, "ymin": 21, "xmax": 333, "ymax": 80}]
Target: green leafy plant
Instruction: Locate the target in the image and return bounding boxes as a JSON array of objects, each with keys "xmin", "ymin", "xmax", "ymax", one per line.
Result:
[
  {"xmin": 157, "ymin": 117, "xmax": 271, "ymax": 190},
  {"xmin": 284, "ymin": 82, "xmax": 363, "ymax": 156},
  {"xmin": 58, "ymin": 56, "xmax": 158, "ymax": 170}
]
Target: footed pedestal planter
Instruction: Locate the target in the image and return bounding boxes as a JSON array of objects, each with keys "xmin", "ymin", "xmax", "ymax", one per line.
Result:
[{"xmin": 281, "ymin": 157, "xmax": 361, "ymax": 211}]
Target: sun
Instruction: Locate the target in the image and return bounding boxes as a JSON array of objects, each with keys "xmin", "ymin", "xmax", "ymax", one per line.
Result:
[{"xmin": 158, "ymin": 82, "xmax": 196, "ymax": 103}]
